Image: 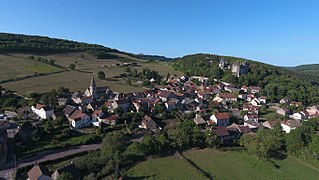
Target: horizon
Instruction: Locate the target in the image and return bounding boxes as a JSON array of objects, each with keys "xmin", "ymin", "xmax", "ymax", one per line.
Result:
[
  {"xmin": 1, "ymin": 31, "xmax": 318, "ymax": 68},
  {"xmin": 1, "ymin": 0, "xmax": 319, "ymax": 66}
]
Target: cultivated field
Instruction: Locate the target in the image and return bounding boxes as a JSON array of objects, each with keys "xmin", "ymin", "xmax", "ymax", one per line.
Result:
[
  {"xmin": 125, "ymin": 149, "xmax": 319, "ymax": 180},
  {"xmin": 0, "ymin": 53, "xmax": 181, "ymax": 94}
]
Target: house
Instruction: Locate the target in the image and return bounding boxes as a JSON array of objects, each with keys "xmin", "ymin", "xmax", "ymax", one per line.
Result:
[
  {"xmin": 212, "ymin": 126, "xmax": 230, "ymax": 141},
  {"xmin": 280, "ymin": 98, "xmax": 290, "ymax": 104},
  {"xmin": 244, "ymin": 114, "xmax": 258, "ymax": 122},
  {"xmin": 68, "ymin": 110, "xmax": 90, "ymax": 129},
  {"xmin": 246, "ymin": 94, "xmax": 255, "ymax": 102},
  {"xmin": 262, "ymin": 120, "xmax": 279, "ymax": 129},
  {"xmin": 206, "ymin": 120, "xmax": 216, "ymax": 126},
  {"xmin": 210, "ymin": 112, "xmax": 230, "ymax": 126},
  {"xmin": 31, "ymin": 103, "xmax": 54, "ymax": 119},
  {"xmin": 158, "ymin": 91, "xmax": 175, "ymax": 102},
  {"xmin": 63, "ymin": 105, "xmax": 77, "ymax": 118},
  {"xmin": 291, "ymin": 112, "xmax": 304, "ymax": 120},
  {"xmin": 250, "ymin": 98, "xmax": 261, "ymax": 106},
  {"xmin": 194, "ymin": 117, "xmax": 206, "ymax": 126},
  {"xmin": 91, "ymin": 110, "xmax": 104, "ymax": 122},
  {"xmin": 291, "ymin": 111, "xmax": 308, "ymax": 121},
  {"xmin": 306, "ymin": 105, "xmax": 319, "ymax": 116},
  {"xmin": 27, "ymin": 164, "xmax": 51, "ymax": 180},
  {"xmin": 71, "ymin": 92, "xmax": 82, "ymax": 104},
  {"xmin": 139, "ymin": 115, "xmax": 158, "ymax": 131},
  {"xmin": 259, "ymin": 96, "xmax": 267, "ymax": 104},
  {"xmin": 250, "ymin": 86, "xmax": 262, "ymax": 94},
  {"xmin": 112, "ymin": 99, "xmax": 131, "ymax": 112},
  {"xmin": 165, "ymin": 98, "xmax": 182, "ymax": 112},
  {"xmin": 217, "ymin": 93, "xmax": 237, "ymax": 102},
  {"xmin": 100, "ymin": 115, "xmax": 118, "ymax": 126},
  {"xmin": 290, "ymin": 101, "xmax": 303, "ymax": 107},
  {"xmin": 86, "ymin": 101, "xmax": 104, "ymax": 111},
  {"xmin": 244, "ymin": 120, "xmax": 260, "ymax": 130},
  {"xmin": 51, "ymin": 162, "xmax": 81, "ymax": 180},
  {"xmin": 281, "ymin": 120, "xmax": 301, "ymax": 133},
  {"xmin": 227, "ymin": 123, "xmax": 251, "ymax": 135},
  {"xmin": 57, "ymin": 97, "xmax": 70, "ymax": 106},
  {"xmin": 276, "ymin": 107, "xmax": 291, "ymax": 116}
]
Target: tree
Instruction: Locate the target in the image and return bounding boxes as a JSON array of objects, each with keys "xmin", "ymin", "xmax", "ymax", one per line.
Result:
[
  {"xmin": 69, "ymin": 63, "xmax": 76, "ymax": 70},
  {"xmin": 56, "ymin": 172, "xmax": 74, "ymax": 180},
  {"xmin": 97, "ymin": 71, "xmax": 106, "ymax": 80},
  {"xmin": 101, "ymin": 132, "xmax": 126, "ymax": 158}
]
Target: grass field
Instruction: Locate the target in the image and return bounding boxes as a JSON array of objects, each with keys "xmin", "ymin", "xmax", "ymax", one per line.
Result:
[
  {"xmin": 124, "ymin": 155, "xmax": 207, "ymax": 180},
  {"xmin": 0, "ymin": 54, "xmax": 62, "ymax": 81},
  {"xmin": 0, "ymin": 53, "xmax": 181, "ymax": 94},
  {"xmin": 125, "ymin": 149, "xmax": 319, "ymax": 180}
]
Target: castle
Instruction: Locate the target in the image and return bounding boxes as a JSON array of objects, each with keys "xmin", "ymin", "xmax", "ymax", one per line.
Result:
[
  {"xmin": 84, "ymin": 77, "xmax": 113, "ymax": 99},
  {"xmin": 219, "ymin": 59, "xmax": 248, "ymax": 77}
]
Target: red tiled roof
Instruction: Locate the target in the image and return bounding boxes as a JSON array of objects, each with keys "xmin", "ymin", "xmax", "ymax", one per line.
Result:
[
  {"xmin": 206, "ymin": 120, "xmax": 215, "ymax": 125},
  {"xmin": 69, "ymin": 110, "xmax": 86, "ymax": 121},
  {"xmin": 35, "ymin": 103, "xmax": 45, "ymax": 110},
  {"xmin": 102, "ymin": 115, "xmax": 118, "ymax": 121},
  {"xmin": 215, "ymin": 112, "xmax": 229, "ymax": 120},
  {"xmin": 218, "ymin": 93, "xmax": 236, "ymax": 99},
  {"xmin": 213, "ymin": 126, "xmax": 229, "ymax": 136},
  {"xmin": 158, "ymin": 91, "xmax": 174, "ymax": 98}
]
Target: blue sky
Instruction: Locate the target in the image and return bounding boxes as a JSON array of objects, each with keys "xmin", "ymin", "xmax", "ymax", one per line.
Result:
[{"xmin": 1, "ymin": 0, "xmax": 319, "ymax": 66}]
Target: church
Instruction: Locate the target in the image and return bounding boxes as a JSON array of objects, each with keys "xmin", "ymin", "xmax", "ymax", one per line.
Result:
[{"xmin": 84, "ymin": 77, "xmax": 114, "ymax": 100}]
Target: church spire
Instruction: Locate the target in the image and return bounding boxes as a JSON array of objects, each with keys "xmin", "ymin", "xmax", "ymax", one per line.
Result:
[{"xmin": 90, "ymin": 77, "xmax": 97, "ymax": 89}]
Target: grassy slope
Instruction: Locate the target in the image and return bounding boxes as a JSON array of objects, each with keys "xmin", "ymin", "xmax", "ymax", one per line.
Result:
[
  {"xmin": 0, "ymin": 53, "xmax": 181, "ymax": 94},
  {"xmin": 125, "ymin": 149, "xmax": 319, "ymax": 180},
  {"xmin": 124, "ymin": 156, "xmax": 207, "ymax": 180},
  {"xmin": 0, "ymin": 54, "xmax": 62, "ymax": 81}
]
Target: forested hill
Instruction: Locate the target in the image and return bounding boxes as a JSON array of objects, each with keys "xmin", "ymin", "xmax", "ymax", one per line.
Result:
[
  {"xmin": 286, "ymin": 64, "xmax": 319, "ymax": 78},
  {"xmin": 172, "ymin": 53, "xmax": 319, "ymax": 105},
  {"xmin": 0, "ymin": 33, "xmax": 171, "ymax": 61}
]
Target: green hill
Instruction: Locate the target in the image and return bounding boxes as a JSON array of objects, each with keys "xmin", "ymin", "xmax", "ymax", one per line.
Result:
[
  {"xmin": 286, "ymin": 64, "xmax": 319, "ymax": 78},
  {"xmin": 172, "ymin": 53, "xmax": 319, "ymax": 105},
  {"xmin": 0, "ymin": 33, "xmax": 170, "ymax": 61}
]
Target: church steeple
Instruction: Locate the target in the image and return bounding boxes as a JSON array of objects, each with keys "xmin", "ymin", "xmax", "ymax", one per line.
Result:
[
  {"xmin": 90, "ymin": 77, "xmax": 97, "ymax": 89},
  {"xmin": 89, "ymin": 77, "xmax": 97, "ymax": 99}
]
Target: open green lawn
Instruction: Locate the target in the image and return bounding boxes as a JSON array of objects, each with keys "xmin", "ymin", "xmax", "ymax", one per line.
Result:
[
  {"xmin": 125, "ymin": 149, "xmax": 319, "ymax": 180},
  {"xmin": 1, "ymin": 53, "xmax": 181, "ymax": 94},
  {"xmin": 124, "ymin": 155, "xmax": 207, "ymax": 180}
]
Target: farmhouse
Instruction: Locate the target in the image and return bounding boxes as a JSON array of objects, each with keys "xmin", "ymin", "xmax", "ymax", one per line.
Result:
[
  {"xmin": 281, "ymin": 119, "xmax": 301, "ymax": 133},
  {"xmin": 31, "ymin": 103, "xmax": 54, "ymax": 119},
  {"xmin": 210, "ymin": 112, "xmax": 229, "ymax": 126},
  {"xmin": 68, "ymin": 110, "xmax": 90, "ymax": 129}
]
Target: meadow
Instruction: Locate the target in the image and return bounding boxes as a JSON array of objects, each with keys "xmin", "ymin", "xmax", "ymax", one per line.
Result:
[
  {"xmin": 124, "ymin": 149, "xmax": 319, "ymax": 180},
  {"xmin": 0, "ymin": 53, "xmax": 181, "ymax": 94},
  {"xmin": 124, "ymin": 155, "xmax": 207, "ymax": 180}
]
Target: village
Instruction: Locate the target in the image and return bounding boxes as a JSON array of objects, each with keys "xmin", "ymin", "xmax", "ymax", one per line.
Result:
[{"xmin": 1, "ymin": 60, "xmax": 319, "ymax": 179}]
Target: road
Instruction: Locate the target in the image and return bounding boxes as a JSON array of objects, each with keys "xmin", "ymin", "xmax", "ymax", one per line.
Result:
[{"xmin": 0, "ymin": 144, "xmax": 101, "ymax": 180}]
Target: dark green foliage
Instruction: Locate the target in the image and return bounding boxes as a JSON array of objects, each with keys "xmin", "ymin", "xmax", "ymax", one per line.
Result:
[
  {"xmin": 97, "ymin": 71, "xmax": 106, "ymax": 80},
  {"xmin": 69, "ymin": 63, "xmax": 76, "ymax": 70},
  {"xmin": 56, "ymin": 172, "xmax": 74, "ymax": 180},
  {"xmin": 240, "ymin": 125, "xmax": 285, "ymax": 160},
  {"xmin": 0, "ymin": 33, "xmax": 119, "ymax": 58}
]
